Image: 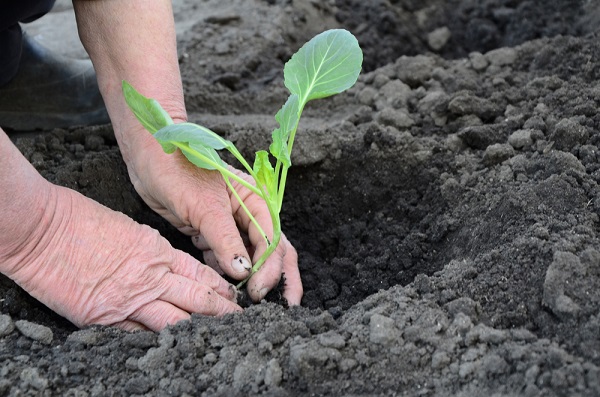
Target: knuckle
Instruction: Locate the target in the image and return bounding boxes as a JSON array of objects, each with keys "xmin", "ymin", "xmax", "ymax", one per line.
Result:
[
  {"xmin": 195, "ymin": 264, "xmax": 216, "ymax": 283},
  {"xmin": 190, "ymin": 285, "xmax": 219, "ymax": 315}
]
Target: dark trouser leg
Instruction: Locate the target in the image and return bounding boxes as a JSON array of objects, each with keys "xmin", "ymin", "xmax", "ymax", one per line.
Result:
[
  {"xmin": 0, "ymin": 0, "xmax": 109, "ymax": 130},
  {"xmin": 0, "ymin": 0, "xmax": 56, "ymax": 86}
]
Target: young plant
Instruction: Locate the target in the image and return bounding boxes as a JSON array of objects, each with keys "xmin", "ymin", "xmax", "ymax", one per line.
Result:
[{"xmin": 123, "ymin": 29, "xmax": 363, "ymax": 287}]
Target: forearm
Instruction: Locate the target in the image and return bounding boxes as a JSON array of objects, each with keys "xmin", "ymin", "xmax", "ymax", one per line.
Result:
[{"xmin": 73, "ymin": 0, "xmax": 186, "ymax": 165}]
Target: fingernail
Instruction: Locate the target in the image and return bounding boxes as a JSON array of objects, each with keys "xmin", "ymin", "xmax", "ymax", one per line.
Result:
[
  {"xmin": 259, "ymin": 288, "xmax": 269, "ymax": 300},
  {"xmin": 229, "ymin": 284, "xmax": 240, "ymax": 303},
  {"xmin": 232, "ymin": 255, "xmax": 251, "ymax": 273}
]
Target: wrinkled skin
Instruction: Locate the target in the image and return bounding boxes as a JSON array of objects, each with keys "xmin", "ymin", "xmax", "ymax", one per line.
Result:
[
  {"xmin": 71, "ymin": 0, "xmax": 302, "ymax": 329},
  {"xmin": 0, "ymin": 0, "xmax": 302, "ymax": 332},
  {"xmin": 0, "ymin": 129, "xmax": 240, "ymax": 331},
  {"xmin": 128, "ymin": 147, "xmax": 302, "ymax": 303}
]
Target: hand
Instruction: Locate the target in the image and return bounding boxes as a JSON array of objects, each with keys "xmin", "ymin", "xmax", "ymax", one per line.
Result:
[
  {"xmin": 2, "ymin": 183, "xmax": 241, "ymax": 331},
  {"xmin": 72, "ymin": 0, "xmax": 301, "ymax": 306},
  {"xmin": 126, "ymin": 141, "xmax": 303, "ymax": 305}
]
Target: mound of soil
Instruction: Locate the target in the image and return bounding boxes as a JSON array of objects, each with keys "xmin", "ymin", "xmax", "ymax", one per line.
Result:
[{"xmin": 2, "ymin": 0, "xmax": 600, "ymax": 395}]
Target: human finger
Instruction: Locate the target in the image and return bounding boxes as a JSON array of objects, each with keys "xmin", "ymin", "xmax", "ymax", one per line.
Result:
[
  {"xmin": 228, "ymin": 182, "xmax": 286, "ymax": 301},
  {"xmin": 193, "ymin": 233, "xmax": 253, "ymax": 273},
  {"xmin": 194, "ymin": 200, "xmax": 252, "ymax": 279},
  {"xmin": 128, "ymin": 276, "xmax": 242, "ymax": 332},
  {"xmin": 201, "ymin": 249, "xmax": 225, "ymax": 275},
  {"xmin": 192, "ymin": 232, "xmax": 251, "ymax": 251},
  {"xmin": 192, "ymin": 235, "xmax": 211, "ymax": 250},
  {"xmin": 279, "ymin": 234, "xmax": 303, "ymax": 305},
  {"xmin": 169, "ymin": 249, "xmax": 237, "ymax": 301},
  {"xmin": 112, "ymin": 320, "xmax": 150, "ymax": 332},
  {"xmin": 246, "ymin": 231, "xmax": 288, "ymax": 302},
  {"xmin": 160, "ymin": 273, "xmax": 243, "ymax": 316},
  {"xmin": 128, "ymin": 300, "xmax": 192, "ymax": 332}
]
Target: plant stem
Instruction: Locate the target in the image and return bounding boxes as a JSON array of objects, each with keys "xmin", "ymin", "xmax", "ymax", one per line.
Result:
[
  {"xmin": 223, "ymin": 175, "xmax": 269, "ymax": 247},
  {"xmin": 276, "ymin": 102, "xmax": 305, "ymax": 206},
  {"xmin": 236, "ymin": 215, "xmax": 281, "ymax": 289},
  {"xmin": 227, "ymin": 146, "xmax": 255, "ymax": 177}
]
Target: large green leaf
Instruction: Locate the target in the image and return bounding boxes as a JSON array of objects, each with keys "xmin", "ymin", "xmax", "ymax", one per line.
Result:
[
  {"xmin": 284, "ymin": 29, "xmax": 363, "ymax": 105},
  {"xmin": 122, "ymin": 81, "xmax": 174, "ymax": 134},
  {"xmin": 154, "ymin": 123, "xmax": 233, "ymax": 150},
  {"xmin": 269, "ymin": 94, "xmax": 299, "ymax": 167}
]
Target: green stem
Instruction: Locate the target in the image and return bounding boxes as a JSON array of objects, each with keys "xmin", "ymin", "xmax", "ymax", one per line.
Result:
[
  {"xmin": 276, "ymin": 132, "xmax": 296, "ymax": 206},
  {"xmin": 274, "ymin": 161, "xmax": 282, "ymax": 191},
  {"xmin": 277, "ymin": 166, "xmax": 289, "ymax": 208},
  {"xmin": 236, "ymin": 216, "xmax": 281, "ymax": 289},
  {"xmin": 223, "ymin": 175, "xmax": 269, "ymax": 247},
  {"xmin": 226, "ymin": 145, "xmax": 278, "ymax": 214},
  {"xmin": 234, "ymin": 180, "xmax": 282, "ymax": 286},
  {"xmin": 227, "ymin": 146, "xmax": 255, "ymax": 177},
  {"xmin": 276, "ymin": 103, "xmax": 305, "ymax": 207}
]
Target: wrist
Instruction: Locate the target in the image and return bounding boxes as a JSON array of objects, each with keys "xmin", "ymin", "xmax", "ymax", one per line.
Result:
[
  {"xmin": 117, "ymin": 121, "xmax": 179, "ymax": 187},
  {"xmin": 0, "ymin": 176, "xmax": 60, "ymax": 278},
  {"xmin": 109, "ymin": 81, "xmax": 188, "ymax": 167}
]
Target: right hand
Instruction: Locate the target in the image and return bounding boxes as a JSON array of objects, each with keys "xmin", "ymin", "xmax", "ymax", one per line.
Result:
[
  {"xmin": 2, "ymin": 183, "xmax": 241, "ymax": 331},
  {"xmin": 124, "ymin": 145, "xmax": 303, "ymax": 305}
]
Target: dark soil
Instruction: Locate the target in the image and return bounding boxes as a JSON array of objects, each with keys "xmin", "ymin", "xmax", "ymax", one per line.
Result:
[{"xmin": 2, "ymin": 0, "xmax": 600, "ymax": 395}]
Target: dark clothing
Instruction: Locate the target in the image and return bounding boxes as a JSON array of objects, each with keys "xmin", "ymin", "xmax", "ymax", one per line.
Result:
[{"xmin": 0, "ymin": 0, "xmax": 55, "ymax": 86}]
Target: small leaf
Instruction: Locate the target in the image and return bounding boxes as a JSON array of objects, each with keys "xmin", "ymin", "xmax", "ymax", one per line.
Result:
[
  {"xmin": 157, "ymin": 140, "xmax": 178, "ymax": 154},
  {"xmin": 122, "ymin": 81, "xmax": 174, "ymax": 134},
  {"xmin": 284, "ymin": 29, "xmax": 363, "ymax": 104},
  {"xmin": 179, "ymin": 143, "xmax": 225, "ymax": 171},
  {"xmin": 269, "ymin": 94, "xmax": 299, "ymax": 167},
  {"xmin": 154, "ymin": 123, "xmax": 233, "ymax": 150},
  {"xmin": 253, "ymin": 151, "xmax": 277, "ymax": 199}
]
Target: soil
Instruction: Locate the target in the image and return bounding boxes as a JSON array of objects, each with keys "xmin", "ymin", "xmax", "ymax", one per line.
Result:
[{"xmin": 2, "ymin": 0, "xmax": 600, "ymax": 395}]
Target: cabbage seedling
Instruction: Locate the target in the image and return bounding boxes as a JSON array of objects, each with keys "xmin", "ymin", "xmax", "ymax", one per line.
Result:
[{"xmin": 123, "ymin": 29, "xmax": 363, "ymax": 287}]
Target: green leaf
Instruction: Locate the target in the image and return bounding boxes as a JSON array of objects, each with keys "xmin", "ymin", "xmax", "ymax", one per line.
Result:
[
  {"xmin": 284, "ymin": 29, "xmax": 363, "ymax": 105},
  {"xmin": 154, "ymin": 122, "xmax": 233, "ymax": 150},
  {"xmin": 158, "ymin": 141, "xmax": 178, "ymax": 154},
  {"xmin": 122, "ymin": 81, "xmax": 174, "ymax": 134},
  {"xmin": 179, "ymin": 143, "xmax": 225, "ymax": 171},
  {"xmin": 269, "ymin": 94, "xmax": 299, "ymax": 167},
  {"xmin": 253, "ymin": 151, "xmax": 277, "ymax": 200}
]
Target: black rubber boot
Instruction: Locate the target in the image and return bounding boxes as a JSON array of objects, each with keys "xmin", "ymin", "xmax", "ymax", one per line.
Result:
[{"xmin": 0, "ymin": 34, "xmax": 109, "ymax": 131}]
